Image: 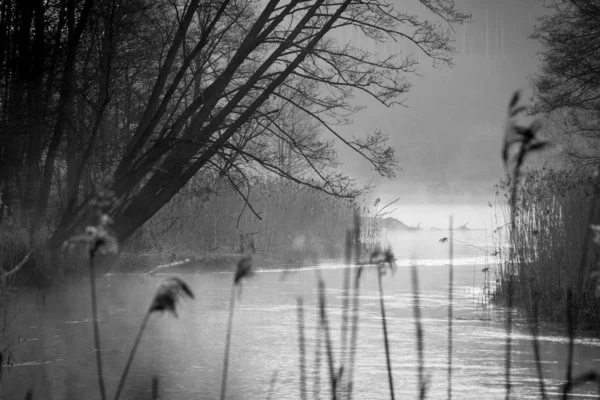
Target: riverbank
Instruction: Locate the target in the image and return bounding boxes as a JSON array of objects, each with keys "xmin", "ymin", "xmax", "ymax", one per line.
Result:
[{"xmin": 117, "ymin": 250, "xmax": 337, "ymax": 275}]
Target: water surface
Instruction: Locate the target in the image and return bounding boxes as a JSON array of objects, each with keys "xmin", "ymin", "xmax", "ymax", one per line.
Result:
[{"xmin": 3, "ymin": 230, "xmax": 599, "ymax": 399}]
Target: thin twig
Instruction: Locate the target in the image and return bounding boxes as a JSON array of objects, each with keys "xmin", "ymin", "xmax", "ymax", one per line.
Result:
[{"xmin": 3, "ymin": 252, "xmax": 31, "ymax": 278}]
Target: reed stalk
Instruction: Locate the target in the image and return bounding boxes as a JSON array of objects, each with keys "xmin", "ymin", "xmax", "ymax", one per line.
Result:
[
  {"xmin": 411, "ymin": 263, "xmax": 426, "ymax": 399},
  {"xmin": 563, "ymin": 289, "xmax": 575, "ymax": 400},
  {"xmin": 89, "ymin": 250, "xmax": 107, "ymax": 400},
  {"xmin": 219, "ymin": 285, "xmax": 237, "ymax": 400},
  {"xmin": 528, "ymin": 288, "xmax": 546, "ymax": 400},
  {"xmin": 318, "ymin": 279, "xmax": 337, "ymax": 400},
  {"xmin": 447, "ymin": 215, "xmax": 454, "ymax": 400},
  {"xmin": 504, "ymin": 277, "xmax": 513, "ymax": 400},
  {"xmin": 297, "ymin": 297, "xmax": 307, "ymax": 400},
  {"xmin": 113, "ymin": 311, "xmax": 151, "ymax": 400},
  {"xmin": 114, "ymin": 277, "xmax": 193, "ymax": 400},
  {"xmin": 151, "ymin": 376, "xmax": 159, "ymax": 400},
  {"xmin": 347, "ymin": 265, "xmax": 362, "ymax": 400},
  {"xmin": 266, "ymin": 370, "xmax": 279, "ymax": 400},
  {"xmin": 377, "ymin": 270, "xmax": 395, "ymax": 400},
  {"xmin": 314, "ymin": 319, "xmax": 322, "ymax": 400},
  {"xmin": 338, "ymin": 230, "xmax": 353, "ymax": 395}
]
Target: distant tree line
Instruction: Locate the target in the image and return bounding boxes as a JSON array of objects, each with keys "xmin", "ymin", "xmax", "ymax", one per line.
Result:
[{"xmin": 0, "ymin": 0, "xmax": 468, "ymax": 250}]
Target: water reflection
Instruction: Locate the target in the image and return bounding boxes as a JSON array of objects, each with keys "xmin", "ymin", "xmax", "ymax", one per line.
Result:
[{"xmin": 2, "ymin": 231, "xmax": 599, "ymax": 399}]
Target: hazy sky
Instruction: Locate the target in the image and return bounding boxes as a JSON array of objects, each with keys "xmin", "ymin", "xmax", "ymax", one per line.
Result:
[{"xmin": 335, "ymin": 0, "xmax": 549, "ymax": 211}]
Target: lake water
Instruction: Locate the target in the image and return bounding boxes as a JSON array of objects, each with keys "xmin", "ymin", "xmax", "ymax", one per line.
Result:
[{"xmin": 3, "ymin": 230, "xmax": 600, "ymax": 399}]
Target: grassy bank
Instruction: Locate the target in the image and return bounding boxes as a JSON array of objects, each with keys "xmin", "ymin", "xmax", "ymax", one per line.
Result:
[
  {"xmin": 494, "ymin": 168, "xmax": 600, "ymax": 331},
  {"xmin": 0, "ymin": 177, "xmax": 365, "ymax": 278},
  {"xmin": 125, "ymin": 178, "xmax": 358, "ymax": 269}
]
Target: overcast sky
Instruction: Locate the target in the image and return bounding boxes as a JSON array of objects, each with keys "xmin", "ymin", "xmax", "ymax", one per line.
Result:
[{"xmin": 335, "ymin": 0, "xmax": 549, "ymax": 213}]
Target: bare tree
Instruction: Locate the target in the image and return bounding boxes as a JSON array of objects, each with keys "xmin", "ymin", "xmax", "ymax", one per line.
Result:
[
  {"xmin": 531, "ymin": 1, "xmax": 600, "ymax": 168},
  {"xmin": 0, "ymin": 0, "xmax": 469, "ymax": 250}
]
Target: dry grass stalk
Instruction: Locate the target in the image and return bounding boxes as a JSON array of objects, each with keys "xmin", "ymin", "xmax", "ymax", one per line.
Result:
[
  {"xmin": 318, "ymin": 279, "xmax": 337, "ymax": 400},
  {"xmin": 347, "ymin": 214, "xmax": 362, "ymax": 400},
  {"xmin": 374, "ymin": 249, "xmax": 396, "ymax": 400},
  {"xmin": 297, "ymin": 297, "xmax": 307, "ymax": 400},
  {"xmin": 411, "ymin": 263, "xmax": 426, "ymax": 399},
  {"xmin": 62, "ymin": 188, "xmax": 120, "ymax": 400},
  {"xmin": 528, "ymin": 288, "xmax": 547, "ymax": 399},
  {"xmin": 447, "ymin": 215, "xmax": 454, "ymax": 400},
  {"xmin": 114, "ymin": 277, "xmax": 193, "ymax": 400},
  {"xmin": 219, "ymin": 256, "xmax": 253, "ymax": 400},
  {"xmin": 563, "ymin": 289, "xmax": 575, "ymax": 400}
]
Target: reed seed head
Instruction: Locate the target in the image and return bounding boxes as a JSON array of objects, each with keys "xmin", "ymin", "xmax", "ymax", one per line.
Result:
[
  {"xmin": 591, "ymin": 225, "xmax": 600, "ymax": 246},
  {"xmin": 62, "ymin": 224, "xmax": 119, "ymax": 256},
  {"xmin": 234, "ymin": 256, "xmax": 253, "ymax": 285},
  {"xmin": 62, "ymin": 188, "xmax": 119, "ymax": 256},
  {"xmin": 150, "ymin": 277, "xmax": 194, "ymax": 317},
  {"xmin": 503, "ymin": 90, "xmax": 552, "ymax": 174}
]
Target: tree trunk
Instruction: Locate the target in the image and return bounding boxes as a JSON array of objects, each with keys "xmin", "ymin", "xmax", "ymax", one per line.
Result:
[{"xmin": 34, "ymin": 0, "xmax": 94, "ymax": 231}]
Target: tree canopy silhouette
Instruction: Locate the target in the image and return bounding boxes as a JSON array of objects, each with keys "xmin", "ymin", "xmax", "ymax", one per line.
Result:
[
  {"xmin": 0, "ymin": 0, "xmax": 469, "ymax": 247},
  {"xmin": 531, "ymin": 1, "xmax": 600, "ymax": 166}
]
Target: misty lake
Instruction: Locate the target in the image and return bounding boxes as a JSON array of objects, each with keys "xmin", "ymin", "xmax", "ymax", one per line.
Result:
[{"xmin": 3, "ymin": 230, "xmax": 600, "ymax": 399}]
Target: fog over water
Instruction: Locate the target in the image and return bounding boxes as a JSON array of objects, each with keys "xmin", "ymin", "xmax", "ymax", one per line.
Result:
[
  {"xmin": 2, "ymin": 0, "xmax": 579, "ymax": 398},
  {"xmin": 337, "ymin": 0, "xmax": 552, "ymax": 205},
  {"xmin": 5, "ymin": 246, "xmax": 600, "ymax": 399}
]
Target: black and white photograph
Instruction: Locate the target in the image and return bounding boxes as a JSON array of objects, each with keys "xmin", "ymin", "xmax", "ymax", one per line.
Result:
[{"xmin": 0, "ymin": 0, "xmax": 599, "ymax": 398}]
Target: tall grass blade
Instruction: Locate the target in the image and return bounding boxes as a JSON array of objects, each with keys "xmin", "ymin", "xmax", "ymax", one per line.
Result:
[
  {"xmin": 266, "ymin": 370, "xmax": 279, "ymax": 400},
  {"xmin": 113, "ymin": 312, "xmax": 151, "ymax": 400},
  {"xmin": 505, "ymin": 277, "xmax": 513, "ymax": 400},
  {"xmin": 411, "ymin": 263, "xmax": 426, "ymax": 399},
  {"xmin": 377, "ymin": 270, "xmax": 395, "ymax": 400},
  {"xmin": 347, "ymin": 223, "xmax": 362, "ymax": 400},
  {"xmin": 219, "ymin": 285, "xmax": 237, "ymax": 400},
  {"xmin": 563, "ymin": 289, "xmax": 575, "ymax": 400},
  {"xmin": 151, "ymin": 376, "xmax": 159, "ymax": 400},
  {"xmin": 339, "ymin": 230, "xmax": 352, "ymax": 395},
  {"xmin": 114, "ymin": 277, "xmax": 193, "ymax": 400},
  {"xmin": 314, "ymin": 319, "xmax": 322, "ymax": 400},
  {"xmin": 318, "ymin": 279, "xmax": 337, "ymax": 400},
  {"xmin": 89, "ymin": 251, "xmax": 107, "ymax": 400},
  {"xmin": 528, "ymin": 291, "xmax": 546, "ymax": 400},
  {"xmin": 447, "ymin": 215, "xmax": 454, "ymax": 400},
  {"xmin": 297, "ymin": 297, "xmax": 307, "ymax": 400}
]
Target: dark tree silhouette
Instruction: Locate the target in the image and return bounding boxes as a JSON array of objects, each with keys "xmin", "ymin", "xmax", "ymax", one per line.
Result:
[
  {"xmin": 0, "ymin": 0, "xmax": 469, "ymax": 250},
  {"xmin": 531, "ymin": 1, "xmax": 600, "ymax": 167}
]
